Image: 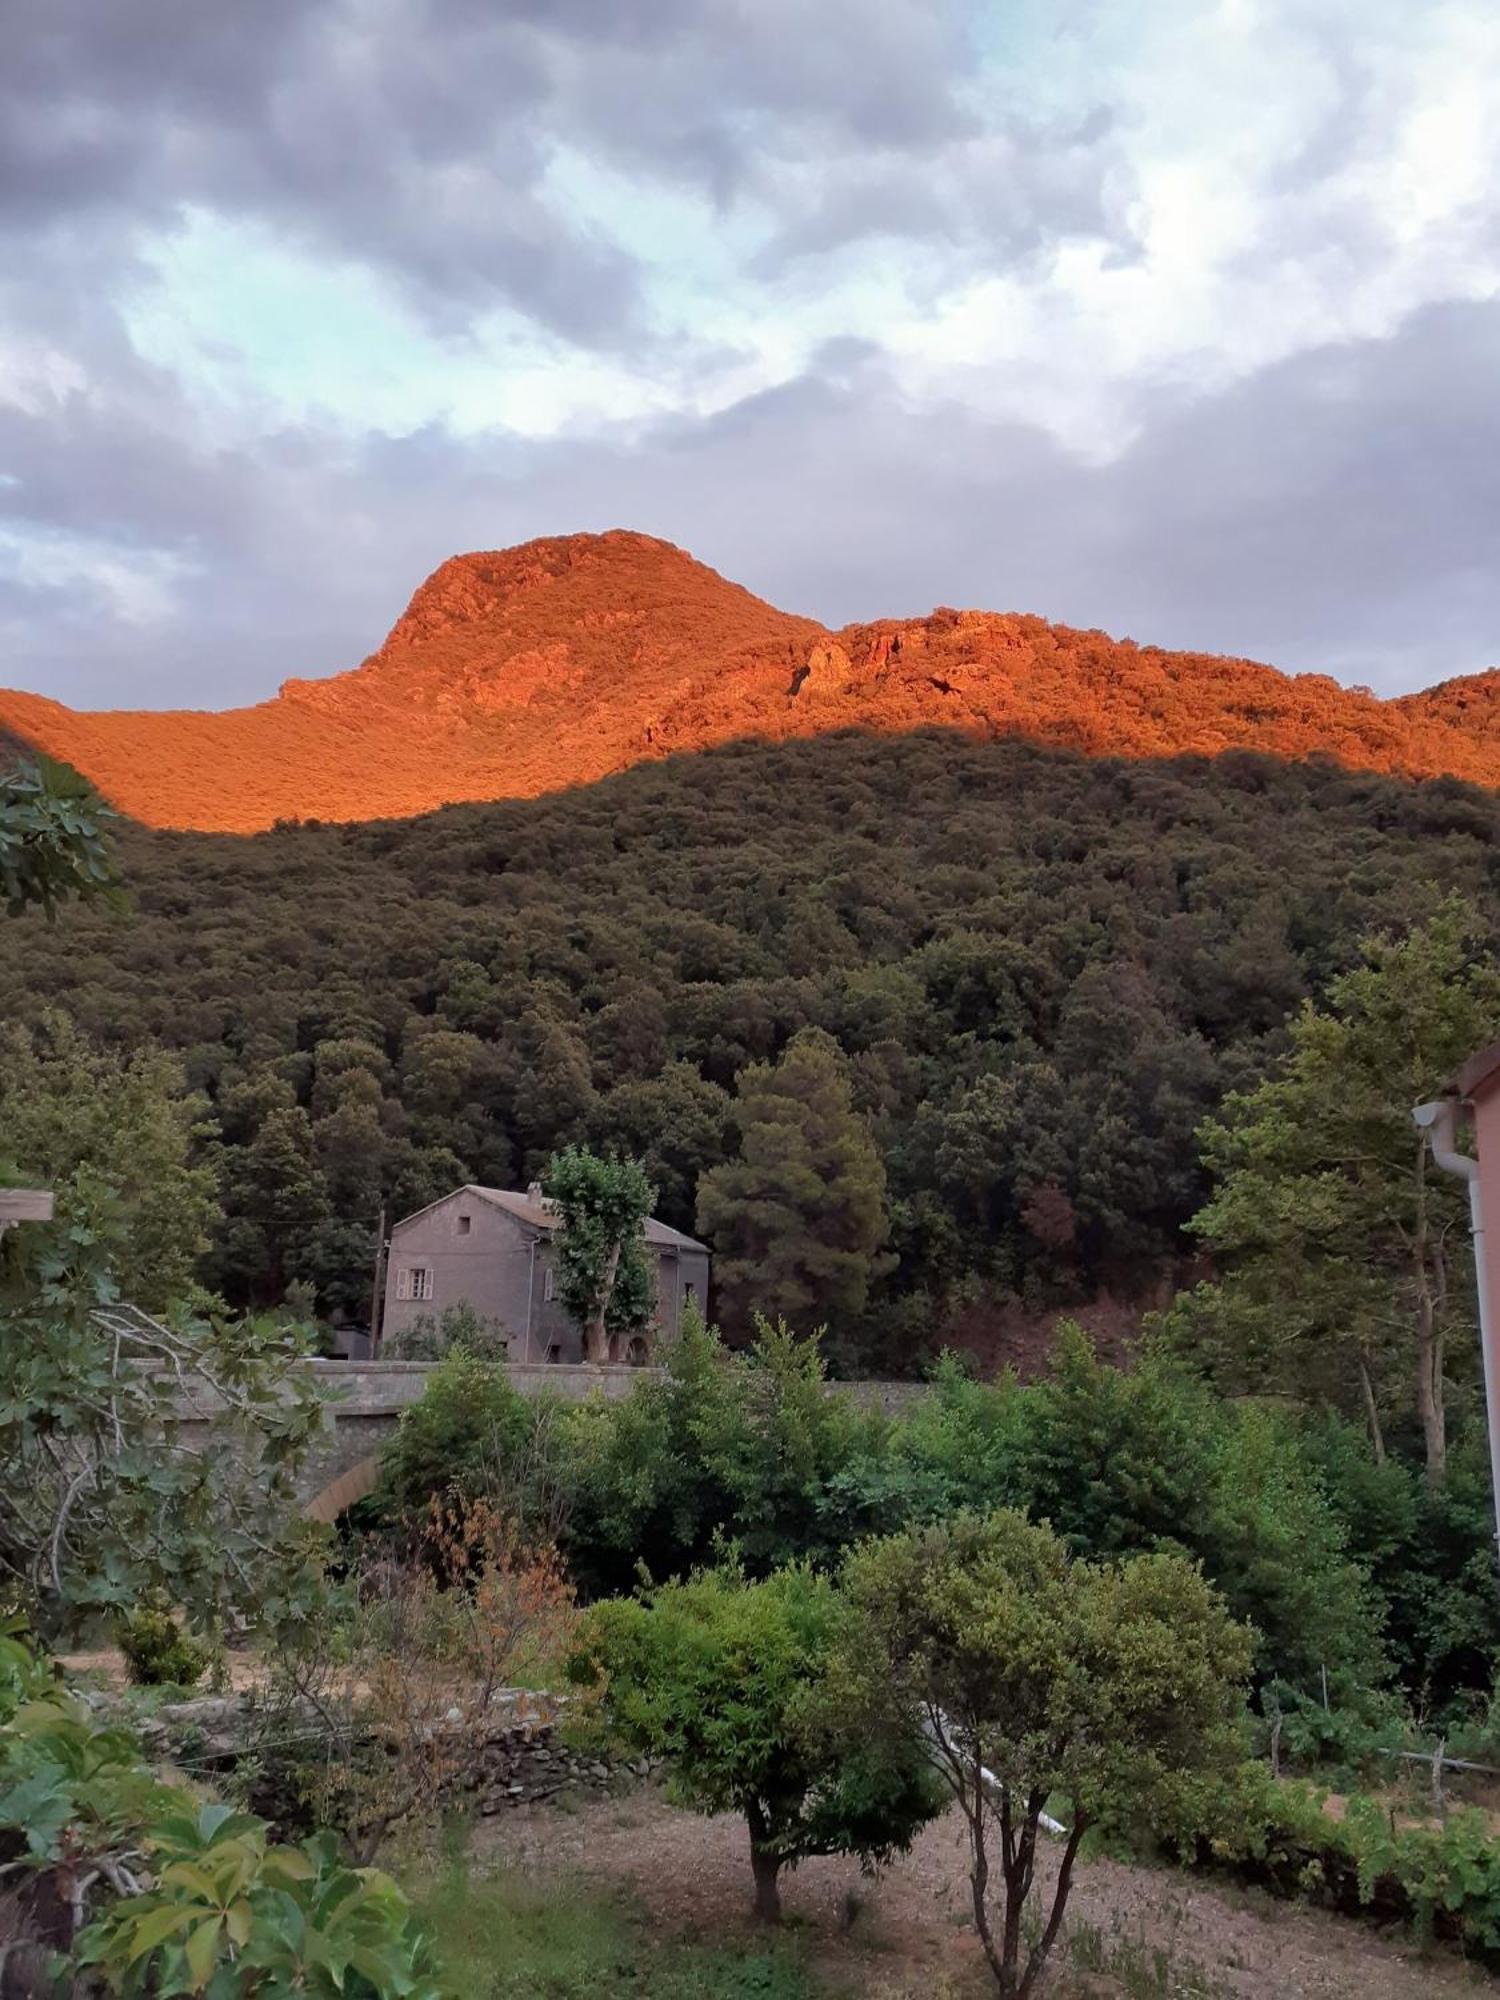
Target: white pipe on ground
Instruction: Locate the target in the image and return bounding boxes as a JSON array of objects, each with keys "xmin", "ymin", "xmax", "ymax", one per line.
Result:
[{"xmin": 1414, "ymin": 1098, "xmax": 1500, "ymax": 1563}]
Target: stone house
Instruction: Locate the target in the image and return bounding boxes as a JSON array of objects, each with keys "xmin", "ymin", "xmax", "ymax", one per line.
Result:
[{"xmin": 380, "ymin": 1183, "xmax": 710, "ymax": 1364}]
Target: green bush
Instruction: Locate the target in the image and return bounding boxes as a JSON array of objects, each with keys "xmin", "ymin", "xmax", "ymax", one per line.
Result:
[
  {"xmin": 385, "ymin": 1302, "xmax": 511, "ymax": 1362},
  {"xmin": 79, "ymin": 1813, "xmax": 446, "ymax": 1998},
  {"xmin": 0, "ymin": 1627, "xmax": 444, "ymax": 1995},
  {"xmin": 376, "ymin": 1347, "xmax": 534, "ymax": 1518},
  {"xmin": 116, "ymin": 1604, "xmax": 210, "ymax": 1688},
  {"xmin": 1193, "ymin": 1763, "xmax": 1500, "ymax": 1961}
]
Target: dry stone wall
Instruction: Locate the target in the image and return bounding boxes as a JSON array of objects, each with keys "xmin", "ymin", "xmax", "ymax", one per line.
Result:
[{"xmin": 102, "ymin": 1688, "xmax": 650, "ymax": 1816}]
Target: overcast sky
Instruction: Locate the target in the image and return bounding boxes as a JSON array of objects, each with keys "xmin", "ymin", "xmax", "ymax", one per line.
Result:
[{"xmin": 4, "ymin": 0, "xmax": 1499, "ymax": 710}]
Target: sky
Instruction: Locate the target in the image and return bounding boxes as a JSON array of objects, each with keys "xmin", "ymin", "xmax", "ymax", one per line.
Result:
[{"xmin": 3, "ymin": 0, "xmax": 1500, "ymax": 710}]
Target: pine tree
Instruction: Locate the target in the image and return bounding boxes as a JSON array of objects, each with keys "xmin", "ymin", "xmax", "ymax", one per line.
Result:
[{"xmin": 696, "ymin": 1027, "xmax": 890, "ymax": 1336}]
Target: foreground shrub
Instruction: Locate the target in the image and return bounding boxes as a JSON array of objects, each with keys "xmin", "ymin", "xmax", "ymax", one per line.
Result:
[
  {"xmin": 266, "ymin": 1499, "xmax": 577, "ymax": 1865},
  {"xmin": 116, "ymin": 1603, "xmax": 209, "ymax": 1689},
  {"xmin": 0, "ymin": 1185, "xmax": 328, "ymax": 1651},
  {"xmin": 0, "ymin": 1626, "xmax": 443, "ymax": 1994},
  {"xmin": 1196, "ymin": 1763, "xmax": 1500, "ymax": 1961},
  {"xmin": 78, "ymin": 1813, "xmax": 445, "ymax": 1997}
]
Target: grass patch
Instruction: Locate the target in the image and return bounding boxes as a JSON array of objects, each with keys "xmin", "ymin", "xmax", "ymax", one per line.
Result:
[{"xmin": 408, "ymin": 1861, "xmax": 820, "ymax": 1999}]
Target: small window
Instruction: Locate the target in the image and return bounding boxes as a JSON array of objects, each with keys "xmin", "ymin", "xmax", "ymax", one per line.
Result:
[
  {"xmin": 684, "ymin": 1282, "xmax": 697, "ymax": 1307},
  {"xmin": 456, "ymin": 1214, "xmax": 471, "ymax": 1236},
  {"xmin": 405, "ymin": 1266, "xmax": 432, "ymax": 1302},
  {"xmin": 543, "ymin": 1266, "xmax": 555, "ymax": 1302}
]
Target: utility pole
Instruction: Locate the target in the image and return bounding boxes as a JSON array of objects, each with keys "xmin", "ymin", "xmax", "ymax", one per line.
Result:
[{"xmin": 368, "ymin": 1202, "xmax": 388, "ymax": 1358}]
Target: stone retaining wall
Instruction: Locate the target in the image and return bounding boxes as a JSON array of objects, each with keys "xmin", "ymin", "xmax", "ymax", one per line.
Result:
[
  {"xmin": 107, "ymin": 1688, "xmax": 645, "ymax": 1816},
  {"xmin": 467, "ymin": 1714, "xmax": 655, "ymax": 1813}
]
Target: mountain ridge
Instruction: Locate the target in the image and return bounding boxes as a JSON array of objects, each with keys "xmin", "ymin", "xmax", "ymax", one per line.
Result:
[{"xmin": 4, "ymin": 528, "xmax": 1498, "ymax": 833}]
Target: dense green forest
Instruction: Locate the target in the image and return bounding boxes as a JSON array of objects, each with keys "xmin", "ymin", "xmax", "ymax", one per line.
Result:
[{"xmin": 4, "ymin": 729, "xmax": 1499, "ymax": 1372}]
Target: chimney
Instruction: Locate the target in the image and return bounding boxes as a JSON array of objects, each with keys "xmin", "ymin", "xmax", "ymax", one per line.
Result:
[{"xmin": 527, "ymin": 1180, "xmax": 546, "ymax": 1207}]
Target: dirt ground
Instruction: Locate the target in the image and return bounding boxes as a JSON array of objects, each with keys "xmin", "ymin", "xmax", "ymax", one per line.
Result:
[
  {"xmin": 473, "ymin": 1790, "xmax": 1493, "ymax": 1998},
  {"xmin": 57, "ymin": 1647, "xmax": 267, "ymax": 1693}
]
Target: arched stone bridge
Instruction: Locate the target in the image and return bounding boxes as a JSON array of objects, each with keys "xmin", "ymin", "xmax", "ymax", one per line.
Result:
[{"xmin": 175, "ymin": 1360, "xmax": 924, "ymax": 1524}]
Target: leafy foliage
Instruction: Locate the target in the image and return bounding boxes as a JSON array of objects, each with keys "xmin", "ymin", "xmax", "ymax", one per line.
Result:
[
  {"xmin": 543, "ymin": 1146, "xmax": 656, "ymax": 1361},
  {"xmin": 0, "ymin": 1185, "xmax": 327, "ymax": 1646},
  {"xmin": 838, "ymin": 1511, "xmax": 1252, "ymax": 1995},
  {"xmin": 0, "ymin": 755, "xmax": 121, "ymax": 920},
  {"xmin": 79, "ymin": 1813, "xmax": 447, "ymax": 1998},
  {"xmin": 1169, "ymin": 896, "xmax": 1500, "ymax": 1477},
  {"xmin": 568, "ymin": 1562, "xmax": 941, "ymax": 1920},
  {"xmin": 375, "ymin": 1318, "xmax": 1401, "ymax": 1708},
  {"xmin": 376, "ymin": 1349, "xmax": 537, "ymax": 1524},
  {"xmin": 265, "ymin": 1502, "xmax": 576, "ymax": 1866},
  {"xmin": 0, "ymin": 1011, "xmax": 223, "ymax": 1312},
  {"xmin": 0, "ymin": 1628, "xmax": 444, "ymax": 1996},
  {"xmin": 1199, "ymin": 1764, "xmax": 1500, "ymax": 1964}
]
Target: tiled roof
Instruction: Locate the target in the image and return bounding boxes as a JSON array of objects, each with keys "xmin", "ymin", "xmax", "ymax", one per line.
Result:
[{"xmin": 395, "ymin": 1184, "xmax": 708, "ymax": 1253}]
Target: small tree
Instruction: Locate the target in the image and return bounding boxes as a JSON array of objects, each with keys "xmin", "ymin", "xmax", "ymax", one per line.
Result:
[
  {"xmin": 376, "ymin": 1348, "xmax": 535, "ymax": 1521},
  {"xmin": 273, "ymin": 1501, "xmax": 576, "ymax": 1864},
  {"xmin": 569, "ymin": 1563, "xmax": 940, "ymax": 1920},
  {"xmin": 544, "ymin": 1146, "xmax": 655, "ymax": 1363},
  {"xmin": 839, "ymin": 1511, "xmax": 1251, "ymax": 1997}
]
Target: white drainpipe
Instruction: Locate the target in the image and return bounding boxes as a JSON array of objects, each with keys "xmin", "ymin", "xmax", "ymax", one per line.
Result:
[{"xmin": 1414, "ymin": 1098, "xmax": 1500, "ymax": 1559}]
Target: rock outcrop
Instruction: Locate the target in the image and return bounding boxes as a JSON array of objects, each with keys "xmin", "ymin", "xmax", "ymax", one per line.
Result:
[{"xmin": 3, "ymin": 529, "xmax": 1497, "ymax": 832}]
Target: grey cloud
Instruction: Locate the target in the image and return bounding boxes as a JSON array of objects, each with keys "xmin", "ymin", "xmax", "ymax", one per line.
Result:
[
  {"xmin": 6, "ymin": 298, "xmax": 1499, "ymax": 709},
  {"xmin": 1, "ymin": 0, "xmax": 1118, "ymax": 342},
  {"xmin": 754, "ymin": 113, "xmax": 1133, "ymax": 275}
]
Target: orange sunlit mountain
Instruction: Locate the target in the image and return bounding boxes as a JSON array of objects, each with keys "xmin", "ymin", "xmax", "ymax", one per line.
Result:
[{"xmin": 3, "ymin": 529, "xmax": 1498, "ymax": 833}]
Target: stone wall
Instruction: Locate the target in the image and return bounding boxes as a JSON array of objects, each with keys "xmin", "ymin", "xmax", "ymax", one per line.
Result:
[{"xmin": 113, "ymin": 1688, "xmax": 647, "ymax": 1816}]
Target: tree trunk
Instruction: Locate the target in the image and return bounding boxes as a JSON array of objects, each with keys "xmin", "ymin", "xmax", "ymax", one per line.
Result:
[
  {"xmin": 746, "ymin": 1807, "xmax": 782, "ymax": 1922},
  {"xmin": 1356, "ymin": 1355, "xmax": 1386, "ymax": 1464},
  {"xmin": 1018, "ymin": 1819, "xmax": 1086, "ymax": 1996},
  {"xmin": 583, "ymin": 1237, "xmax": 623, "ymax": 1364},
  {"xmin": 1415, "ymin": 1291, "xmax": 1446, "ymax": 1484},
  {"xmin": 966, "ymin": 1766, "xmax": 1016, "ymax": 1996}
]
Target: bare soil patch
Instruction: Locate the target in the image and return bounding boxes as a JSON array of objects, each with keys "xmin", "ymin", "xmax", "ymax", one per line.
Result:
[
  {"xmin": 57, "ymin": 1647, "xmax": 267, "ymax": 1693},
  {"xmin": 471, "ymin": 1790, "xmax": 1492, "ymax": 1997}
]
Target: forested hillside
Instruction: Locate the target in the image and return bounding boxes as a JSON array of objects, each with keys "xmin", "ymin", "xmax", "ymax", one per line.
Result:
[{"xmin": 5, "ymin": 729, "xmax": 1498, "ymax": 1369}]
